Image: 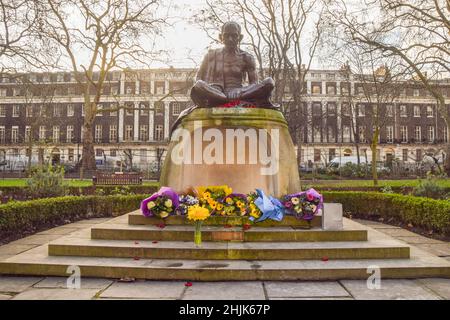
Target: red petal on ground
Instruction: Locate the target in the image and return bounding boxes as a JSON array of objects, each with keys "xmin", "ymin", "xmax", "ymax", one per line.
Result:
[
  {"xmin": 242, "ymin": 224, "xmax": 251, "ymax": 230},
  {"xmin": 134, "ymin": 241, "xmax": 139, "ymax": 245},
  {"xmin": 322, "ymin": 256, "xmax": 329, "ymax": 262},
  {"xmin": 224, "ymin": 224, "xmax": 232, "ymax": 228},
  {"xmin": 185, "ymin": 282, "xmax": 193, "ymax": 287},
  {"xmin": 156, "ymin": 223, "xmax": 166, "ymax": 229},
  {"xmin": 133, "ymin": 256, "xmax": 140, "ymax": 261},
  {"xmin": 152, "ymin": 241, "xmax": 158, "ymax": 244}
]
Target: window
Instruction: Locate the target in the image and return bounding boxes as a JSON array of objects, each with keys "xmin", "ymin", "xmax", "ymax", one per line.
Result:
[
  {"xmin": 13, "ymin": 88, "xmax": 20, "ymax": 96},
  {"xmin": 327, "ymin": 86, "xmax": 336, "ymax": 95},
  {"xmin": 26, "ymin": 105, "xmax": 33, "ymax": 117},
  {"xmin": 402, "ymin": 149, "xmax": 408, "ymax": 162},
  {"xmin": 110, "ymin": 103, "xmax": 117, "ymax": 116},
  {"xmin": 95, "ymin": 125, "xmax": 102, "ymax": 143},
  {"xmin": 341, "ymin": 85, "xmax": 349, "ymax": 95},
  {"xmin": 96, "ymin": 149, "xmax": 104, "ymax": 157},
  {"xmin": 0, "ymin": 105, "xmax": 6, "ymax": 117},
  {"xmin": 111, "ymin": 86, "xmax": 119, "ymax": 95},
  {"xmin": 314, "ymin": 149, "xmax": 321, "ymax": 162},
  {"xmin": 416, "ymin": 149, "xmax": 422, "ymax": 162},
  {"xmin": 172, "ymin": 102, "xmax": 181, "ymax": 116},
  {"xmin": 11, "ymin": 105, "xmax": 20, "ymax": 117},
  {"xmin": 139, "ymin": 103, "xmax": 148, "ymax": 116},
  {"xmin": 125, "ymin": 104, "xmax": 134, "ymax": 116},
  {"xmin": 327, "ymin": 126, "xmax": 335, "ymax": 142},
  {"xmin": 39, "ymin": 126, "xmax": 46, "ymax": 141},
  {"xmin": 313, "ymin": 126, "xmax": 321, "ymax": 142},
  {"xmin": 140, "ymin": 149, "xmax": 147, "ymax": 163},
  {"xmin": 66, "ymin": 125, "xmax": 74, "ymax": 143},
  {"xmin": 399, "ymin": 105, "xmax": 407, "ymax": 117},
  {"xmin": 341, "ymin": 103, "xmax": 350, "ymax": 117},
  {"xmin": 386, "ymin": 105, "xmax": 393, "ymax": 117},
  {"xmin": 25, "ymin": 126, "xmax": 31, "ymax": 143},
  {"xmin": 67, "ymin": 104, "xmax": 74, "ymax": 117},
  {"xmin": 386, "ymin": 126, "xmax": 394, "ymax": 143},
  {"xmin": 413, "ymin": 106, "xmax": 421, "ymax": 117},
  {"xmin": 139, "ymin": 125, "xmax": 148, "ymax": 141},
  {"xmin": 312, "ymin": 103, "xmax": 322, "ymax": 116},
  {"xmin": 52, "ymin": 126, "xmax": 60, "ymax": 143},
  {"xmin": 155, "ymin": 102, "xmax": 164, "ymax": 115},
  {"xmin": 400, "ymin": 126, "xmax": 408, "ymax": 143},
  {"xmin": 155, "ymin": 125, "xmax": 164, "ymax": 141},
  {"xmin": 53, "ymin": 105, "xmax": 61, "ymax": 117},
  {"xmin": 312, "ymin": 85, "xmax": 321, "ymax": 94},
  {"xmin": 358, "ymin": 126, "xmax": 366, "ymax": 143},
  {"xmin": 358, "ymin": 104, "xmax": 365, "ymax": 117},
  {"xmin": 96, "ymin": 104, "xmax": 103, "ymax": 117},
  {"xmin": 0, "ymin": 88, "xmax": 7, "ymax": 96},
  {"xmin": 343, "ymin": 126, "xmax": 351, "ymax": 143},
  {"xmin": 414, "ymin": 126, "xmax": 421, "ymax": 142},
  {"xmin": 68, "ymin": 148, "xmax": 74, "ymax": 161},
  {"xmin": 110, "ymin": 149, "xmax": 117, "ymax": 157},
  {"xmin": 428, "ymin": 126, "xmax": 435, "ymax": 142},
  {"xmin": 0, "ymin": 127, "xmax": 5, "ymax": 143},
  {"xmin": 426, "ymin": 106, "xmax": 433, "ymax": 117},
  {"xmin": 125, "ymin": 125, "xmax": 133, "ymax": 141},
  {"xmin": 11, "ymin": 126, "xmax": 19, "ymax": 143},
  {"xmin": 413, "ymin": 89, "xmax": 420, "ymax": 97},
  {"xmin": 57, "ymin": 73, "xmax": 64, "ymax": 82},
  {"xmin": 39, "ymin": 105, "xmax": 46, "ymax": 117},
  {"xmin": 327, "ymin": 104, "xmax": 336, "ymax": 116},
  {"xmin": 109, "ymin": 125, "xmax": 117, "ymax": 142},
  {"xmin": 126, "ymin": 86, "xmax": 133, "ymax": 94},
  {"xmin": 155, "ymin": 83, "xmax": 165, "ymax": 95}
]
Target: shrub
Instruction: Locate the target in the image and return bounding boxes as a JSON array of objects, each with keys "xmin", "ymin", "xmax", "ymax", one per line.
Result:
[
  {"xmin": 26, "ymin": 165, "xmax": 68, "ymax": 198},
  {"xmin": 0, "ymin": 194, "xmax": 146, "ymax": 243},
  {"xmin": 412, "ymin": 178, "xmax": 447, "ymax": 199},
  {"xmin": 322, "ymin": 191, "xmax": 450, "ymax": 236}
]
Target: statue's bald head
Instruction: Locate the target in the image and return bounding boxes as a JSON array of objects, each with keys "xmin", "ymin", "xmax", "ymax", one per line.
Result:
[
  {"xmin": 221, "ymin": 21, "xmax": 241, "ymax": 34},
  {"xmin": 220, "ymin": 21, "xmax": 243, "ymax": 49}
]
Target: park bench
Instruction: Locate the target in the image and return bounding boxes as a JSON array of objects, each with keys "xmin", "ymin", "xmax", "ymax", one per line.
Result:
[{"xmin": 92, "ymin": 172, "xmax": 143, "ymax": 185}]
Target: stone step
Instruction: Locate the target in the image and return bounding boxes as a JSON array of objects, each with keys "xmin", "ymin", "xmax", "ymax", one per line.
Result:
[
  {"xmin": 1, "ymin": 245, "xmax": 448, "ymax": 281},
  {"xmin": 128, "ymin": 212, "xmax": 322, "ymax": 228},
  {"xmin": 47, "ymin": 238, "xmax": 410, "ymax": 260},
  {"xmin": 91, "ymin": 224, "xmax": 368, "ymax": 242}
]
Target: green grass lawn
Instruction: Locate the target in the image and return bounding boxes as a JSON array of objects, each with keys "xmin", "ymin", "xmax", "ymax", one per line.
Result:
[
  {"xmin": 0, "ymin": 179, "xmax": 159, "ymax": 187},
  {"xmin": 303, "ymin": 179, "xmax": 450, "ymax": 188}
]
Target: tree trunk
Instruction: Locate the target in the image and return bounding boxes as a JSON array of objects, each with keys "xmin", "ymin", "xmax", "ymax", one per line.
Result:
[
  {"xmin": 371, "ymin": 129, "xmax": 379, "ymax": 186},
  {"xmin": 81, "ymin": 123, "xmax": 96, "ymax": 173},
  {"xmin": 445, "ymin": 122, "xmax": 450, "ymax": 176}
]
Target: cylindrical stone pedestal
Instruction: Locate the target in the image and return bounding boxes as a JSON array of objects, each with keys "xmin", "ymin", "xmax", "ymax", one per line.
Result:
[{"xmin": 160, "ymin": 107, "xmax": 301, "ymax": 197}]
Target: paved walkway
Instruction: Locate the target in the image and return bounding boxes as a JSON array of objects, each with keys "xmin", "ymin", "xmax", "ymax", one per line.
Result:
[{"xmin": 0, "ymin": 217, "xmax": 449, "ymax": 300}]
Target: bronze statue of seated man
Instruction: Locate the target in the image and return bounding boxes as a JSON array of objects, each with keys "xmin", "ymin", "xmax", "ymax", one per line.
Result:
[{"xmin": 190, "ymin": 21, "xmax": 277, "ymax": 109}]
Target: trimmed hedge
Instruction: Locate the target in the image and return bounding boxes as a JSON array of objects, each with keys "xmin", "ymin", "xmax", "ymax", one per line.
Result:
[
  {"xmin": 322, "ymin": 191, "xmax": 450, "ymax": 236},
  {"xmin": 0, "ymin": 195, "xmax": 146, "ymax": 242},
  {"xmin": 0, "ymin": 185, "xmax": 159, "ymax": 202}
]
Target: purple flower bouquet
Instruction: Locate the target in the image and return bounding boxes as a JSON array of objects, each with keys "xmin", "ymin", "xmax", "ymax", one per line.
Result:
[
  {"xmin": 282, "ymin": 188, "xmax": 323, "ymax": 221},
  {"xmin": 140, "ymin": 187, "xmax": 180, "ymax": 218}
]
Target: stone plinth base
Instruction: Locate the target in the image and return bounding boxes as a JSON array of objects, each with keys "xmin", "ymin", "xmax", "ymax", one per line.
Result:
[{"xmin": 160, "ymin": 107, "xmax": 301, "ymax": 197}]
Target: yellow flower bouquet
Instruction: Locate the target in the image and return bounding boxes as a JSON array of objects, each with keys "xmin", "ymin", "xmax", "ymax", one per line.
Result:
[{"xmin": 187, "ymin": 205, "xmax": 211, "ymax": 246}]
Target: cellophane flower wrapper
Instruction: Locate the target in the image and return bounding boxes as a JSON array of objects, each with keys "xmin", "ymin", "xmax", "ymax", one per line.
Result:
[
  {"xmin": 140, "ymin": 187, "xmax": 180, "ymax": 218},
  {"xmin": 250, "ymin": 189, "xmax": 284, "ymax": 222}
]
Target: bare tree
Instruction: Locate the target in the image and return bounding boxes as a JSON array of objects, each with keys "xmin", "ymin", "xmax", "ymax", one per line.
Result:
[
  {"xmin": 325, "ymin": 0, "xmax": 450, "ymax": 173},
  {"xmin": 193, "ymin": 0, "xmax": 325, "ymax": 165},
  {"xmin": 34, "ymin": 0, "xmax": 169, "ymax": 174}
]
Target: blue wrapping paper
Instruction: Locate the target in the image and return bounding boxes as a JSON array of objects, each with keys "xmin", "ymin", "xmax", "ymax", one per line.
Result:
[{"xmin": 250, "ymin": 189, "xmax": 284, "ymax": 222}]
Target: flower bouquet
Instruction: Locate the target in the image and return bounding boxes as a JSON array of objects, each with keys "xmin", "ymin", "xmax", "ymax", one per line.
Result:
[
  {"xmin": 222, "ymin": 193, "xmax": 248, "ymax": 216},
  {"xmin": 140, "ymin": 187, "xmax": 179, "ymax": 218},
  {"xmin": 282, "ymin": 188, "xmax": 323, "ymax": 221},
  {"xmin": 246, "ymin": 192, "xmax": 262, "ymax": 220},
  {"xmin": 176, "ymin": 195, "xmax": 199, "ymax": 215},
  {"xmin": 187, "ymin": 204, "xmax": 211, "ymax": 247},
  {"xmin": 196, "ymin": 185, "xmax": 232, "ymax": 215}
]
